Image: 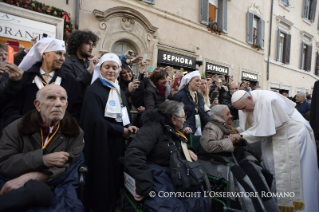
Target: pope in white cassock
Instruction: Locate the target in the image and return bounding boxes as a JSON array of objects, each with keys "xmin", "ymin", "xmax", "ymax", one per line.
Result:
[{"xmin": 231, "ymin": 90, "xmax": 318, "ymax": 212}]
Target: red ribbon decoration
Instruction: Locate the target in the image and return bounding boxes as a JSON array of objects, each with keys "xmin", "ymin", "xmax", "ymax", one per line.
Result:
[{"xmin": 62, "ymin": 12, "xmax": 70, "ymax": 23}]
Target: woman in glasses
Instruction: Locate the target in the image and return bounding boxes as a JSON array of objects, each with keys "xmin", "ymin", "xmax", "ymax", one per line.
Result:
[
  {"xmin": 125, "ymin": 101, "xmax": 210, "ymax": 211},
  {"xmin": 144, "ymin": 67, "xmax": 172, "ymax": 110}
]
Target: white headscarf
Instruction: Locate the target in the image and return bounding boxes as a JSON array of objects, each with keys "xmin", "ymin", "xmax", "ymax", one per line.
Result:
[
  {"xmin": 178, "ymin": 70, "xmax": 201, "ymax": 91},
  {"xmin": 91, "ymin": 53, "xmax": 121, "ymax": 84},
  {"xmin": 19, "ymin": 38, "xmax": 65, "ymax": 72},
  {"xmin": 92, "ymin": 53, "xmax": 124, "ymax": 121}
]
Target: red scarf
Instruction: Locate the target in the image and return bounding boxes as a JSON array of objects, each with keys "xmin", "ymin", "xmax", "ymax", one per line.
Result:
[
  {"xmin": 39, "ymin": 121, "xmax": 59, "ymax": 148},
  {"xmin": 156, "ymin": 84, "xmax": 166, "ymax": 98}
]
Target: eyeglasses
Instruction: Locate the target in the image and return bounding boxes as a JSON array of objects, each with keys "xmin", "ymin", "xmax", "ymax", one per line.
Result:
[{"xmin": 175, "ymin": 115, "xmax": 187, "ymax": 120}]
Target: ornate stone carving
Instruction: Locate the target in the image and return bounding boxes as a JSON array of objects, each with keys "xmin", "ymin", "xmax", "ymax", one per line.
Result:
[
  {"xmin": 248, "ymin": 3, "xmax": 262, "ymax": 17},
  {"xmin": 99, "ymin": 22, "xmax": 107, "ymax": 30},
  {"xmin": 121, "ymin": 17, "xmax": 136, "ymax": 32}
]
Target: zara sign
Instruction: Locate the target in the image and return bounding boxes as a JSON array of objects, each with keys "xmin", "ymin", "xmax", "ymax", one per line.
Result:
[{"xmin": 157, "ymin": 50, "xmax": 196, "ymax": 70}]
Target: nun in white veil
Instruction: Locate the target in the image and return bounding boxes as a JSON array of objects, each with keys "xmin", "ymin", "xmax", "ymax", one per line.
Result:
[
  {"xmin": 79, "ymin": 53, "xmax": 138, "ymax": 212},
  {"xmin": 172, "ymin": 70, "xmax": 210, "ymax": 137},
  {"xmin": 3, "ymin": 38, "xmax": 82, "ymax": 127}
]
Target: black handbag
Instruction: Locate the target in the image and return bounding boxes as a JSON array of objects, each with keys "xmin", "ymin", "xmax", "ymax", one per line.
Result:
[{"xmin": 168, "ymin": 138, "xmax": 206, "ymax": 192}]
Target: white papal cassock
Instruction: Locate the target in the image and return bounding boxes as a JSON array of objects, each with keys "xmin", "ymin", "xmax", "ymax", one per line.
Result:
[{"xmin": 236, "ymin": 90, "xmax": 318, "ymax": 212}]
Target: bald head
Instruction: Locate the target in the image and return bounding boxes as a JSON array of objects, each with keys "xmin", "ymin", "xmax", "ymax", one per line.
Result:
[{"xmin": 34, "ymin": 84, "xmax": 68, "ymax": 126}]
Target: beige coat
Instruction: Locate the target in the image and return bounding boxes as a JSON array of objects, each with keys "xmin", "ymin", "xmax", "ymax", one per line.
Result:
[{"xmin": 200, "ymin": 114, "xmax": 234, "ymax": 153}]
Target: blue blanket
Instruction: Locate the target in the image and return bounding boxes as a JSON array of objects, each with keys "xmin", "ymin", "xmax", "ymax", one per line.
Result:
[
  {"xmin": 144, "ymin": 163, "xmax": 210, "ymax": 212},
  {"xmin": 0, "ymin": 154, "xmax": 85, "ymax": 212}
]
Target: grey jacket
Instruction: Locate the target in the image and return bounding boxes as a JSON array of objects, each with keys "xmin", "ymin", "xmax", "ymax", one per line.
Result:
[
  {"xmin": 200, "ymin": 114, "xmax": 234, "ymax": 153},
  {"xmin": 0, "ymin": 109, "xmax": 84, "ymax": 180}
]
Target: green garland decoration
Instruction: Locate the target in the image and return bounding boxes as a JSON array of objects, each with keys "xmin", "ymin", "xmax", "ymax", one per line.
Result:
[{"xmin": 2, "ymin": 0, "xmax": 73, "ymax": 41}]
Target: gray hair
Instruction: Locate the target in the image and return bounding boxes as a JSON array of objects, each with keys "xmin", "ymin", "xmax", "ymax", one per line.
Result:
[
  {"xmin": 36, "ymin": 90, "xmax": 42, "ymax": 101},
  {"xmin": 209, "ymin": 105, "xmax": 228, "ymax": 118},
  {"xmin": 158, "ymin": 100, "xmax": 184, "ymax": 119},
  {"xmin": 229, "ymin": 82, "xmax": 239, "ymax": 88},
  {"xmin": 297, "ymin": 92, "xmax": 306, "ymax": 98}
]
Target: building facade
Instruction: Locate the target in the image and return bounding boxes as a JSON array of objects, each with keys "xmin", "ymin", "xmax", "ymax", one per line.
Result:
[
  {"xmin": 264, "ymin": 0, "xmax": 319, "ymax": 95},
  {"xmin": 1, "ymin": 0, "xmax": 317, "ymax": 95}
]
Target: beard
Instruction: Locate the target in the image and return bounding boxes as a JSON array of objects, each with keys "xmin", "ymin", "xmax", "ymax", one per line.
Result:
[{"xmin": 79, "ymin": 50, "xmax": 91, "ymax": 58}]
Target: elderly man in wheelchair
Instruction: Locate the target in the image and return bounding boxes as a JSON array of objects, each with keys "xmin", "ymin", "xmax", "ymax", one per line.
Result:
[
  {"xmin": 0, "ymin": 85, "xmax": 85, "ymax": 212},
  {"xmin": 198, "ymin": 105, "xmax": 280, "ymax": 212}
]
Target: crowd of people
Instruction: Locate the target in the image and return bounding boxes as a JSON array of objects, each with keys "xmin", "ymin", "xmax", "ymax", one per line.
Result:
[{"xmin": 0, "ymin": 29, "xmax": 318, "ymax": 212}]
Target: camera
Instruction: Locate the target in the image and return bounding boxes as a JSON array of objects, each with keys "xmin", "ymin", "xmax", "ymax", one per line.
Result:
[{"xmin": 130, "ymin": 52, "xmax": 137, "ymax": 57}]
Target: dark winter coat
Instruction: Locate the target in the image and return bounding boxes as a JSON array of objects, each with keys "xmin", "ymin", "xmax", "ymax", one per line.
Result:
[
  {"xmin": 310, "ymin": 81, "xmax": 319, "ymax": 140},
  {"xmin": 219, "ymin": 91, "xmax": 239, "ymax": 120},
  {"xmin": 0, "ymin": 72, "xmax": 22, "ymax": 109},
  {"xmin": 2, "ymin": 62, "xmax": 83, "ymax": 127},
  {"xmin": 144, "ymin": 81, "xmax": 171, "ymax": 110},
  {"xmin": 0, "ymin": 109, "xmax": 84, "ymax": 180},
  {"xmin": 62, "ymin": 54, "xmax": 92, "ymax": 94},
  {"xmin": 79, "ymin": 78, "xmax": 132, "ymax": 212},
  {"xmin": 125, "ymin": 109, "xmax": 195, "ymax": 197},
  {"xmin": 173, "ymin": 86, "xmax": 210, "ymax": 133},
  {"xmin": 119, "ymin": 78, "xmax": 145, "ymax": 109}
]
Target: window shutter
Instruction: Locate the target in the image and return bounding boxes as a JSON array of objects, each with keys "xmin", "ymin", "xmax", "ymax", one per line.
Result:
[
  {"xmin": 200, "ymin": 0, "xmax": 209, "ymax": 25},
  {"xmin": 257, "ymin": 18, "xmax": 265, "ymax": 49},
  {"xmin": 141, "ymin": 0, "xmax": 155, "ymax": 5},
  {"xmin": 284, "ymin": 34, "xmax": 291, "ymax": 64},
  {"xmin": 306, "ymin": 45, "xmax": 312, "ymax": 71},
  {"xmin": 301, "ymin": 41, "xmax": 305, "ymax": 69},
  {"xmin": 246, "ymin": 11, "xmax": 254, "ymax": 44},
  {"xmin": 310, "ymin": 0, "xmax": 317, "ymax": 21},
  {"xmin": 217, "ymin": 0, "xmax": 227, "ymax": 33},
  {"xmin": 276, "ymin": 29, "xmax": 281, "ymax": 61},
  {"xmin": 304, "ymin": 0, "xmax": 309, "ymax": 18}
]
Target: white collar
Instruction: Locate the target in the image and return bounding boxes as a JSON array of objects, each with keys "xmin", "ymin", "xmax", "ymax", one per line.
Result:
[{"xmin": 40, "ymin": 68, "xmax": 55, "ymax": 77}]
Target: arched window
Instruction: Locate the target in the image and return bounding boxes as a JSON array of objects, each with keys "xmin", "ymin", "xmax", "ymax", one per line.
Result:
[{"xmin": 112, "ymin": 41, "xmax": 139, "ymax": 75}]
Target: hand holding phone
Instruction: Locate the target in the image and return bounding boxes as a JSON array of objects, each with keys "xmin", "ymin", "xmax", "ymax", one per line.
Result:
[
  {"xmin": 211, "ymin": 90, "xmax": 218, "ymax": 100},
  {"xmin": 142, "ymin": 54, "xmax": 147, "ymax": 63},
  {"xmin": 130, "ymin": 52, "xmax": 138, "ymax": 57}
]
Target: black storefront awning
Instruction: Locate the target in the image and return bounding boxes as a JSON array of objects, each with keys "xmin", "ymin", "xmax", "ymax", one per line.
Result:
[
  {"xmin": 157, "ymin": 50, "xmax": 196, "ymax": 71},
  {"xmin": 205, "ymin": 62, "xmax": 229, "ymax": 76},
  {"xmin": 242, "ymin": 72, "xmax": 258, "ymax": 82}
]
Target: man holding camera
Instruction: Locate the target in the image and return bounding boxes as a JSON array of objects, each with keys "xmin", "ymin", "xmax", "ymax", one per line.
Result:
[{"xmin": 62, "ymin": 30, "xmax": 99, "ymax": 94}]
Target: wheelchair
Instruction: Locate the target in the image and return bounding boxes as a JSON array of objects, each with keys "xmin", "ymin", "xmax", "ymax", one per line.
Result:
[{"xmin": 190, "ymin": 134, "xmax": 232, "ymax": 212}]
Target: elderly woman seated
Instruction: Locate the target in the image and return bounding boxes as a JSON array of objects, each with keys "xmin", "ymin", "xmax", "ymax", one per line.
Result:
[
  {"xmin": 199, "ymin": 105, "xmax": 280, "ymax": 212},
  {"xmin": 125, "ymin": 100, "xmax": 210, "ymax": 211},
  {"xmin": 200, "ymin": 105, "xmax": 242, "ymax": 154}
]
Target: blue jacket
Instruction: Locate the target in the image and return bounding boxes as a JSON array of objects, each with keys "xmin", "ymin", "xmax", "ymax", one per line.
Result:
[
  {"xmin": 173, "ymin": 86, "xmax": 210, "ymax": 133},
  {"xmin": 298, "ymin": 100, "xmax": 311, "ymax": 116}
]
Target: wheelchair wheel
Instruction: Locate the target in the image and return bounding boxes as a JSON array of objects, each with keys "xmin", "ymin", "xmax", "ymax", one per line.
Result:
[{"xmin": 203, "ymin": 171, "xmax": 213, "ymax": 209}]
